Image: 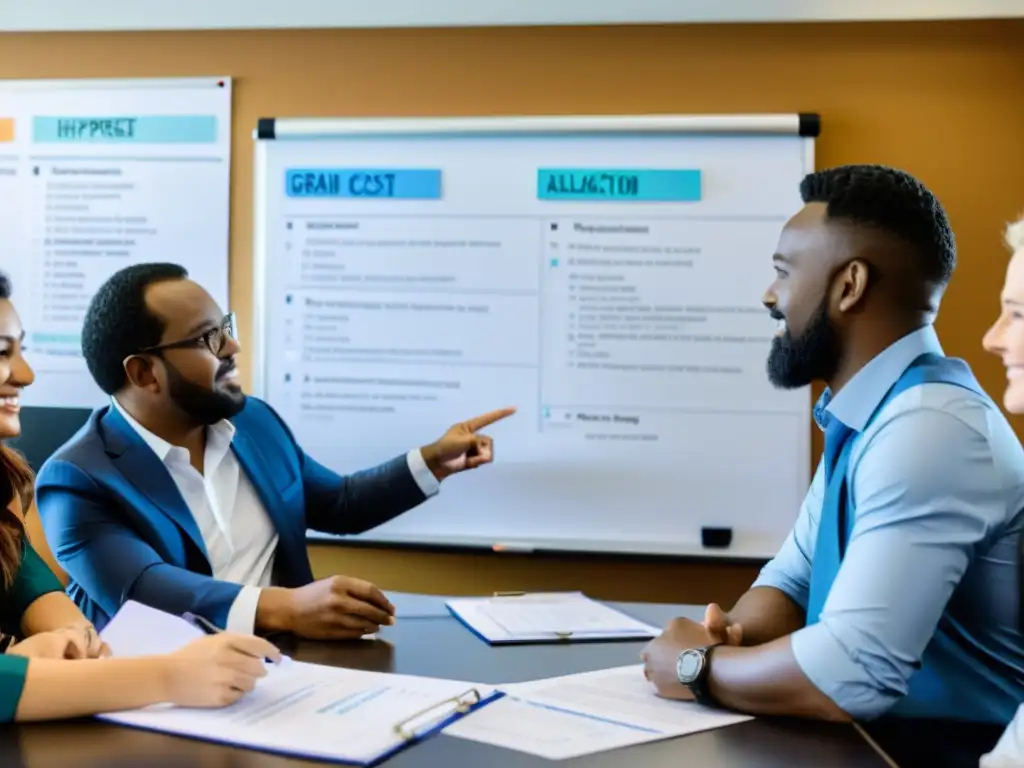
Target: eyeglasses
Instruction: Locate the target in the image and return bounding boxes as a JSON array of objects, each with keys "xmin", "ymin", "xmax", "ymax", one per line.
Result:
[{"xmin": 138, "ymin": 312, "xmax": 238, "ymax": 357}]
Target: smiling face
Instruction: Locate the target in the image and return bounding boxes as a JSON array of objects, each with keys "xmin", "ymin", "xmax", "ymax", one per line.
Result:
[
  {"xmin": 0, "ymin": 298, "xmax": 35, "ymax": 439},
  {"xmin": 131, "ymin": 278, "xmax": 245, "ymax": 425},
  {"xmin": 982, "ymin": 233, "xmax": 1024, "ymax": 413},
  {"xmin": 762, "ymin": 203, "xmax": 846, "ymax": 389}
]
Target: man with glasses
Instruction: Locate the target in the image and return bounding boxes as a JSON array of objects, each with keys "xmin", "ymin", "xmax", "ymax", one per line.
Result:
[{"xmin": 34, "ymin": 263, "xmax": 514, "ymax": 637}]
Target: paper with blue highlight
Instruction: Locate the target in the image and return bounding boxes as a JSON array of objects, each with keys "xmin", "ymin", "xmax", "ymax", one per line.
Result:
[
  {"xmin": 33, "ymin": 115, "xmax": 217, "ymax": 143},
  {"xmin": 538, "ymin": 168, "xmax": 701, "ymax": 201},
  {"xmin": 98, "ymin": 601, "xmax": 500, "ymax": 765},
  {"xmin": 286, "ymin": 168, "xmax": 443, "ymax": 199},
  {"xmin": 445, "ymin": 665, "xmax": 752, "ymax": 760}
]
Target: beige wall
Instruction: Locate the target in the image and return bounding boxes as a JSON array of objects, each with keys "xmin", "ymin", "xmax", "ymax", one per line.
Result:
[{"xmin": 1, "ymin": 19, "xmax": 1022, "ymax": 606}]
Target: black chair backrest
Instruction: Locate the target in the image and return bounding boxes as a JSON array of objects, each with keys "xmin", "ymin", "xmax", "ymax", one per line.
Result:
[{"xmin": 9, "ymin": 406, "xmax": 93, "ymax": 472}]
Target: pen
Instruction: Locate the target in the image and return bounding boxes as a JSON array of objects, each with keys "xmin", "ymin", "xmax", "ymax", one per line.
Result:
[
  {"xmin": 182, "ymin": 612, "xmax": 222, "ymax": 635},
  {"xmin": 182, "ymin": 612, "xmax": 283, "ymax": 664}
]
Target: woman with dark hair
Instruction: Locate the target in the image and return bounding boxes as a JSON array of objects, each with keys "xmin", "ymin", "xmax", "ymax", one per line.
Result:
[
  {"xmin": 0, "ymin": 271, "xmax": 281, "ymax": 721},
  {"xmin": 0, "ymin": 270, "xmax": 98, "ymax": 655}
]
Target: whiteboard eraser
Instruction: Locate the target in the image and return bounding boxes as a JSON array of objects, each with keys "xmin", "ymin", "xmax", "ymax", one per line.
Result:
[{"xmin": 701, "ymin": 527, "xmax": 732, "ymax": 548}]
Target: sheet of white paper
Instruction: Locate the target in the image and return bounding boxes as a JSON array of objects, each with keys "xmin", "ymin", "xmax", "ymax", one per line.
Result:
[
  {"xmin": 981, "ymin": 703, "xmax": 1024, "ymax": 767},
  {"xmin": 99, "ymin": 600, "xmax": 205, "ymax": 657},
  {"xmin": 101, "ymin": 658, "xmax": 495, "ymax": 764},
  {"xmin": 448, "ymin": 593, "xmax": 659, "ymax": 641},
  {"xmin": 446, "ymin": 664, "xmax": 752, "ymax": 760},
  {"xmin": 98, "ymin": 601, "xmax": 500, "ymax": 763}
]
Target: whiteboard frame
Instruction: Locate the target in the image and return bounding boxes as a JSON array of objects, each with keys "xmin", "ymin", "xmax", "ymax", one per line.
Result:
[
  {"xmin": 0, "ymin": 76, "xmax": 230, "ymax": 91},
  {"xmin": 257, "ymin": 113, "xmax": 812, "ymax": 141},
  {"xmin": 251, "ymin": 113, "xmax": 817, "ymax": 558},
  {"xmin": 252, "ymin": 133, "xmax": 270, "ymax": 398}
]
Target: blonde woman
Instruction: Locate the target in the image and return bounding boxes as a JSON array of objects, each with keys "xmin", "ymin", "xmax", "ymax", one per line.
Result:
[
  {"xmin": 979, "ymin": 215, "xmax": 1024, "ymax": 767},
  {"xmin": 0, "ymin": 271, "xmax": 280, "ymax": 721}
]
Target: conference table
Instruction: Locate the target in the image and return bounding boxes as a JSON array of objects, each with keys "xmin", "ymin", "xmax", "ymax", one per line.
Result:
[{"xmin": 2, "ymin": 594, "xmax": 894, "ymax": 767}]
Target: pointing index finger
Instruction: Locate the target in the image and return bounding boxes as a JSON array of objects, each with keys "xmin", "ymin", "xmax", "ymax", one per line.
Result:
[{"xmin": 464, "ymin": 407, "xmax": 516, "ymax": 432}]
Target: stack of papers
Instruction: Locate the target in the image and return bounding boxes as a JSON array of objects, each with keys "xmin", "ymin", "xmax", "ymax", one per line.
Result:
[
  {"xmin": 446, "ymin": 592, "xmax": 660, "ymax": 644},
  {"xmin": 98, "ymin": 601, "xmax": 751, "ymax": 764},
  {"xmin": 98, "ymin": 602, "xmax": 501, "ymax": 765},
  {"xmin": 445, "ymin": 664, "xmax": 753, "ymax": 760}
]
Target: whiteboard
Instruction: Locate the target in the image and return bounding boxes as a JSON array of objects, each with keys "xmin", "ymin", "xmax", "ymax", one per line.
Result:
[
  {"xmin": 253, "ymin": 114, "xmax": 816, "ymax": 559},
  {"xmin": 0, "ymin": 77, "xmax": 232, "ymax": 409}
]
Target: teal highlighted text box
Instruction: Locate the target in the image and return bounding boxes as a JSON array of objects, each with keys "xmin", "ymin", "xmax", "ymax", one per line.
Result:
[
  {"xmin": 286, "ymin": 168, "xmax": 442, "ymax": 199},
  {"xmin": 33, "ymin": 115, "xmax": 217, "ymax": 143},
  {"xmin": 538, "ymin": 168, "xmax": 701, "ymax": 202},
  {"xmin": 32, "ymin": 333, "xmax": 80, "ymax": 345}
]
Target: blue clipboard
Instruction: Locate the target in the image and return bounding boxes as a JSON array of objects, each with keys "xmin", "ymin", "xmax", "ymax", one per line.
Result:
[
  {"xmin": 446, "ymin": 594, "xmax": 658, "ymax": 646},
  {"xmin": 97, "ymin": 688, "xmax": 505, "ymax": 765}
]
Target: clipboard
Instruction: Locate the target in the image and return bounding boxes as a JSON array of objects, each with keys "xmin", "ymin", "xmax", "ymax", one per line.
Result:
[
  {"xmin": 446, "ymin": 591, "xmax": 661, "ymax": 646},
  {"xmin": 97, "ymin": 601, "xmax": 504, "ymax": 766},
  {"xmin": 97, "ymin": 679, "xmax": 504, "ymax": 766}
]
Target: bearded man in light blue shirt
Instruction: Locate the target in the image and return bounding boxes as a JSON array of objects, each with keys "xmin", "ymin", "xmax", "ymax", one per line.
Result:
[{"xmin": 642, "ymin": 165, "xmax": 1024, "ymax": 768}]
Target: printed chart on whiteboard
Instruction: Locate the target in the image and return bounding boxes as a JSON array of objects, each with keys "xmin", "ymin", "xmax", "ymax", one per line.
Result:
[
  {"xmin": 0, "ymin": 77, "xmax": 231, "ymax": 408},
  {"xmin": 254, "ymin": 116, "xmax": 816, "ymax": 558}
]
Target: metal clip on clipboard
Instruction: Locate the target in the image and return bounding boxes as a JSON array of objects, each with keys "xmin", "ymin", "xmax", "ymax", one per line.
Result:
[
  {"xmin": 392, "ymin": 688, "xmax": 484, "ymax": 741},
  {"xmin": 490, "ymin": 592, "xmax": 587, "ymax": 639}
]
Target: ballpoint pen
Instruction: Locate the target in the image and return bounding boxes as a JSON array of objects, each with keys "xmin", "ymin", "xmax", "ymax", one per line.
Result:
[{"xmin": 181, "ymin": 612, "xmax": 285, "ymax": 664}]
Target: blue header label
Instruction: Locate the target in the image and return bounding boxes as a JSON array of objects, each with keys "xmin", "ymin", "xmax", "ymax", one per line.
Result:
[
  {"xmin": 538, "ymin": 168, "xmax": 701, "ymax": 202},
  {"xmin": 33, "ymin": 115, "xmax": 217, "ymax": 143},
  {"xmin": 286, "ymin": 169, "xmax": 442, "ymax": 199}
]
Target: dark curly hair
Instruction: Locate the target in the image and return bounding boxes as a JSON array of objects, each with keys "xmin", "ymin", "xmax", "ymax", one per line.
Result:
[
  {"xmin": 800, "ymin": 164, "xmax": 956, "ymax": 286},
  {"xmin": 0, "ymin": 272, "xmax": 30, "ymax": 589},
  {"xmin": 81, "ymin": 263, "xmax": 189, "ymax": 395}
]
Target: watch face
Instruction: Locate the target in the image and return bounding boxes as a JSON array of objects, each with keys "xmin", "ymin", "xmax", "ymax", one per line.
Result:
[{"xmin": 676, "ymin": 649, "xmax": 703, "ymax": 684}]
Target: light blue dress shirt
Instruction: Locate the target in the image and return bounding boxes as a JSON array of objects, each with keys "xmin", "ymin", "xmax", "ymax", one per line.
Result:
[{"xmin": 753, "ymin": 325, "xmax": 1024, "ymax": 722}]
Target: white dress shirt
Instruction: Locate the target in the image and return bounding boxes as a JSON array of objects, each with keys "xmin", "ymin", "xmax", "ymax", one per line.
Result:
[{"xmin": 112, "ymin": 398, "xmax": 440, "ymax": 633}]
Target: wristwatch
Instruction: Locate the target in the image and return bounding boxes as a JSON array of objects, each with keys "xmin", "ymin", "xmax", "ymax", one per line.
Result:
[{"xmin": 676, "ymin": 645, "xmax": 718, "ymax": 705}]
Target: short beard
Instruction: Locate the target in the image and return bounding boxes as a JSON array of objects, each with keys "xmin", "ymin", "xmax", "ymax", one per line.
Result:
[
  {"xmin": 766, "ymin": 297, "xmax": 842, "ymax": 389},
  {"xmin": 164, "ymin": 359, "xmax": 245, "ymax": 425}
]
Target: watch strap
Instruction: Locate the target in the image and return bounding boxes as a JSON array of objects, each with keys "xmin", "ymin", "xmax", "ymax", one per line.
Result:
[{"xmin": 687, "ymin": 644, "xmax": 718, "ymax": 706}]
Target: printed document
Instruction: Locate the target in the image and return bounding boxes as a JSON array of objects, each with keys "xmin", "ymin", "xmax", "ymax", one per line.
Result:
[
  {"xmin": 445, "ymin": 664, "xmax": 752, "ymax": 760},
  {"xmin": 446, "ymin": 592, "xmax": 660, "ymax": 643},
  {"xmin": 98, "ymin": 602, "xmax": 497, "ymax": 764}
]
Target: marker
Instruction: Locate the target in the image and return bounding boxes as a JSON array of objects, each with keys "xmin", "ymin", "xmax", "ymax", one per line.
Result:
[{"xmin": 492, "ymin": 543, "xmax": 534, "ymax": 553}]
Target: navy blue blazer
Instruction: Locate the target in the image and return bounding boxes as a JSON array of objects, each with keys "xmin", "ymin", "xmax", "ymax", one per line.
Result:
[{"xmin": 35, "ymin": 397, "xmax": 427, "ymax": 629}]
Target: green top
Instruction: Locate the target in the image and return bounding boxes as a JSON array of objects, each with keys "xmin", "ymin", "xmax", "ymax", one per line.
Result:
[{"xmin": 0, "ymin": 542, "xmax": 66, "ymax": 722}]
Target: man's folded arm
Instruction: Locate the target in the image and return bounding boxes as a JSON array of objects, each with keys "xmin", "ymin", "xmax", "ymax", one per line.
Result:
[{"xmin": 708, "ymin": 407, "xmax": 1000, "ymax": 721}]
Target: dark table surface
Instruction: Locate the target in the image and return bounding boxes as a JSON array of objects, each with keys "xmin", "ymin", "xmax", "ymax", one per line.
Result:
[{"xmin": 2, "ymin": 594, "xmax": 894, "ymax": 767}]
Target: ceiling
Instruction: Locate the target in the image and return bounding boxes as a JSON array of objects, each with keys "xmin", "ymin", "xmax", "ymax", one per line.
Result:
[{"xmin": 1, "ymin": 0, "xmax": 1022, "ymax": 32}]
